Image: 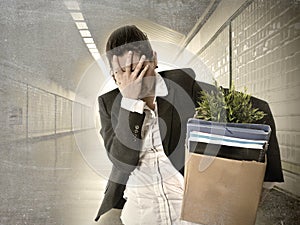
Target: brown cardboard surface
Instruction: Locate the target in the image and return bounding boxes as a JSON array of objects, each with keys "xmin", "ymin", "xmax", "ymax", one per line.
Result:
[{"xmin": 181, "ymin": 153, "xmax": 266, "ymax": 225}]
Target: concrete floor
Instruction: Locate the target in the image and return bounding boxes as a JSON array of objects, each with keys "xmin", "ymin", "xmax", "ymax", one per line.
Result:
[{"xmin": 0, "ymin": 130, "xmax": 299, "ymax": 225}]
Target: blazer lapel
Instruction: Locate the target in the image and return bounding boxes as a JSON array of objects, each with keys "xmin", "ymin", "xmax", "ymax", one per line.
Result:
[{"xmin": 157, "ymin": 79, "xmax": 175, "ymax": 156}]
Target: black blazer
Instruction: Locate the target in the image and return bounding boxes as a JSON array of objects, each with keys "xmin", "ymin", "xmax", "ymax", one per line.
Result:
[{"xmin": 95, "ymin": 68, "xmax": 283, "ymax": 221}]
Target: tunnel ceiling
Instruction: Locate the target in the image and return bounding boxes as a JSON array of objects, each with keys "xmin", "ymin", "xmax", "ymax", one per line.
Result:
[{"xmin": 0, "ymin": 0, "xmax": 212, "ymax": 95}]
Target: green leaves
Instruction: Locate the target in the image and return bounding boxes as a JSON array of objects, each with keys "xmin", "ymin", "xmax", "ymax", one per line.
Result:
[{"xmin": 194, "ymin": 85, "xmax": 266, "ymax": 123}]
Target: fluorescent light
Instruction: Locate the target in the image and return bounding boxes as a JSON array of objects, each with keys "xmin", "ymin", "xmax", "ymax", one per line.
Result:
[
  {"xmin": 66, "ymin": 5, "xmax": 101, "ymax": 63},
  {"xmin": 71, "ymin": 12, "xmax": 84, "ymax": 21},
  {"xmin": 75, "ymin": 22, "xmax": 88, "ymax": 29},
  {"xmin": 64, "ymin": 1, "xmax": 80, "ymax": 10},
  {"xmin": 79, "ymin": 30, "xmax": 91, "ymax": 37},
  {"xmin": 83, "ymin": 38, "xmax": 94, "ymax": 44},
  {"xmin": 92, "ymin": 52, "xmax": 100, "ymax": 60},
  {"xmin": 87, "ymin": 43, "xmax": 96, "ymax": 49},
  {"xmin": 89, "ymin": 48, "xmax": 99, "ymax": 53}
]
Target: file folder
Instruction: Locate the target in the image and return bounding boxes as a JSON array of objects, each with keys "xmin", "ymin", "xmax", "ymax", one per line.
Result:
[{"xmin": 186, "ymin": 118, "xmax": 271, "ymax": 162}]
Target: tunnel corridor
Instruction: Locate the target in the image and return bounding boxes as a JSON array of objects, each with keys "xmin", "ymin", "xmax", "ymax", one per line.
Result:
[{"xmin": 1, "ymin": 0, "xmax": 299, "ymax": 224}]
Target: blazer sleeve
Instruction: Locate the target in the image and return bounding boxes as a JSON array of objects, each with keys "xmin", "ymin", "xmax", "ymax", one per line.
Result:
[
  {"xmin": 251, "ymin": 97, "xmax": 284, "ymax": 182},
  {"xmin": 98, "ymin": 95, "xmax": 145, "ymax": 173}
]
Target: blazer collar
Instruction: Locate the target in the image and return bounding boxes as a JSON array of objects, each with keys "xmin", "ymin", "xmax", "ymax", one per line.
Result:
[{"xmin": 155, "ymin": 72, "xmax": 168, "ymax": 97}]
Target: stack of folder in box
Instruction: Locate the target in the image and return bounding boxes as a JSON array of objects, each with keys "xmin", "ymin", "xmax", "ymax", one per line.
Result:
[
  {"xmin": 186, "ymin": 118, "xmax": 271, "ymax": 162},
  {"xmin": 181, "ymin": 118, "xmax": 272, "ymax": 225}
]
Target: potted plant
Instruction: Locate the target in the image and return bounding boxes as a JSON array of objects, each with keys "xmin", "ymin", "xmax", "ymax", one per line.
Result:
[
  {"xmin": 181, "ymin": 84, "xmax": 271, "ymax": 225},
  {"xmin": 194, "ymin": 84, "xmax": 266, "ymax": 124},
  {"xmin": 189, "ymin": 84, "xmax": 268, "ymax": 162}
]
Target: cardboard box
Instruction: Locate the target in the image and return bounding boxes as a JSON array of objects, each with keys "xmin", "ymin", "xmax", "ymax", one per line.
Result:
[{"xmin": 181, "ymin": 153, "xmax": 266, "ymax": 225}]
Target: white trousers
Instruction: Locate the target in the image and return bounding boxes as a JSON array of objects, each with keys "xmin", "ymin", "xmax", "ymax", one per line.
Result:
[
  {"xmin": 119, "ymin": 149, "xmax": 200, "ymax": 225},
  {"xmin": 120, "ymin": 196, "xmax": 198, "ymax": 225}
]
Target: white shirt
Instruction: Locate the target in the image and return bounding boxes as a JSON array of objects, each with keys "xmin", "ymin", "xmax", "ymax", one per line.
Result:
[{"xmin": 120, "ymin": 73, "xmax": 197, "ymax": 225}]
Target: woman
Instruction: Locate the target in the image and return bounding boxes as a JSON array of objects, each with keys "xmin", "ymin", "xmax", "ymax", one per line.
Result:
[{"xmin": 95, "ymin": 25, "xmax": 202, "ymax": 224}]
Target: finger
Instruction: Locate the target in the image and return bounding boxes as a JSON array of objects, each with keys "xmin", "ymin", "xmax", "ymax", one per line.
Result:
[
  {"xmin": 153, "ymin": 51, "xmax": 158, "ymax": 67},
  {"xmin": 132, "ymin": 55, "xmax": 146, "ymax": 77},
  {"xmin": 112, "ymin": 55, "xmax": 120, "ymax": 72},
  {"xmin": 125, "ymin": 51, "xmax": 133, "ymax": 73},
  {"xmin": 136, "ymin": 64, "xmax": 149, "ymax": 81},
  {"xmin": 112, "ymin": 55, "xmax": 121, "ymax": 76}
]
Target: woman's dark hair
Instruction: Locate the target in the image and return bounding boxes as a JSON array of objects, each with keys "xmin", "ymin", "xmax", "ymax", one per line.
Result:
[{"xmin": 106, "ymin": 25, "xmax": 153, "ymax": 68}]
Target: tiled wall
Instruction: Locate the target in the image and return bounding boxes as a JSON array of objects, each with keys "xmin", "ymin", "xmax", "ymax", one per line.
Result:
[
  {"xmin": 56, "ymin": 96, "xmax": 72, "ymax": 133},
  {"xmin": 28, "ymin": 87, "xmax": 56, "ymax": 138},
  {"xmin": 198, "ymin": 26, "xmax": 230, "ymax": 88},
  {"xmin": 72, "ymin": 102, "xmax": 82, "ymax": 132},
  {"xmin": 81, "ymin": 105, "xmax": 94, "ymax": 131},
  {"xmin": 0, "ymin": 77, "xmax": 27, "ymax": 141},
  {"xmin": 195, "ymin": 0, "xmax": 300, "ymax": 196},
  {"xmin": 232, "ymin": 0, "xmax": 300, "ymax": 196},
  {"xmin": 0, "ymin": 77, "xmax": 94, "ymax": 143}
]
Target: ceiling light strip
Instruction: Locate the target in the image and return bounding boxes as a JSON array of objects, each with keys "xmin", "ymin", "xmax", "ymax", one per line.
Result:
[{"xmin": 64, "ymin": 1, "xmax": 100, "ymax": 62}]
